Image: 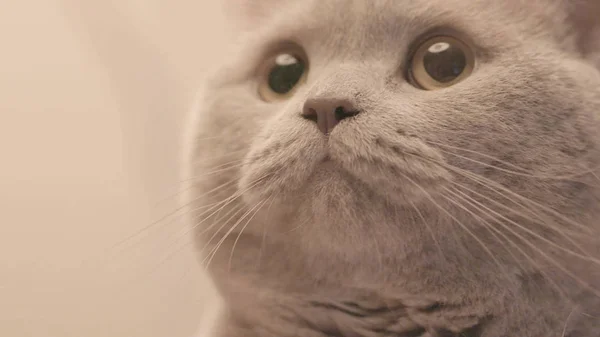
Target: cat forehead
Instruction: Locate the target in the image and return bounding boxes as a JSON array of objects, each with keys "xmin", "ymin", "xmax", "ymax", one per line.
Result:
[
  {"xmin": 247, "ymin": 0, "xmax": 554, "ymax": 30},
  {"xmin": 239, "ymin": 0, "xmax": 556, "ymax": 52}
]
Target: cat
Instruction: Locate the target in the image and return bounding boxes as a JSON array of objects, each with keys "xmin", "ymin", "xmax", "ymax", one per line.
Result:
[{"xmin": 185, "ymin": 0, "xmax": 600, "ymax": 336}]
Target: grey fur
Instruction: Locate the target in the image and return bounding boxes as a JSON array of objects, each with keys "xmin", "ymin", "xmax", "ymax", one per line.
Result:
[{"xmin": 187, "ymin": 0, "xmax": 600, "ymax": 336}]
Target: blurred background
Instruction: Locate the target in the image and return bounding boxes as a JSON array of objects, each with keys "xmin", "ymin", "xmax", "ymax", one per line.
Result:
[{"xmin": 0, "ymin": 1, "xmax": 225, "ymax": 336}]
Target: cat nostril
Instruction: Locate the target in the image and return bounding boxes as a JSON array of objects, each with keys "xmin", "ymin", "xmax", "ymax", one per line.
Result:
[
  {"xmin": 334, "ymin": 106, "xmax": 359, "ymax": 121},
  {"xmin": 301, "ymin": 98, "xmax": 360, "ymax": 135},
  {"xmin": 303, "ymin": 108, "xmax": 318, "ymax": 123}
]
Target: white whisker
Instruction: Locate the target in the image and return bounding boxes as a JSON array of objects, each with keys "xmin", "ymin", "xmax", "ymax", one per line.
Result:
[
  {"xmin": 417, "ymin": 154, "xmax": 596, "ymax": 237},
  {"xmin": 399, "ymin": 172, "xmax": 507, "ymax": 274},
  {"xmin": 408, "ymin": 200, "xmax": 446, "ymax": 260},
  {"xmin": 426, "ymin": 139, "xmax": 600, "ymax": 182},
  {"xmin": 449, "ymin": 183, "xmax": 600, "ymax": 265},
  {"xmin": 444, "ymin": 186, "xmax": 600, "ymax": 297},
  {"xmin": 258, "ymin": 191, "xmax": 280, "ymax": 269},
  {"xmin": 561, "ymin": 306, "xmax": 577, "ymax": 337},
  {"xmin": 197, "ymin": 204, "xmax": 246, "ymax": 259},
  {"xmin": 442, "ymin": 186, "xmax": 568, "ymax": 298},
  {"xmin": 203, "ymin": 200, "xmax": 265, "ymax": 270},
  {"xmin": 228, "ymin": 197, "xmax": 272, "ymax": 272}
]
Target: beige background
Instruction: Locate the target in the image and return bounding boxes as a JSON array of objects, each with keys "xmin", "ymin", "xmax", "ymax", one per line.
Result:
[{"xmin": 0, "ymin": 1, "xmax": 225, "ymax": 336}]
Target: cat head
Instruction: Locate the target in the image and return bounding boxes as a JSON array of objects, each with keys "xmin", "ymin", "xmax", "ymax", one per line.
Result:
[{"xmin": 189, "ymin": 0, "xmax": 600, "ymax": 319}]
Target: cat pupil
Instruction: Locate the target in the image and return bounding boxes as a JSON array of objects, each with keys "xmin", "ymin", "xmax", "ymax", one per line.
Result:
[
  {"xmin": 268, "ymin": 53, "xmax": 305, "ymax": 94},
  {"xmin": 423, "ymin": 42, "xmax": 467, "ymax": 83}
]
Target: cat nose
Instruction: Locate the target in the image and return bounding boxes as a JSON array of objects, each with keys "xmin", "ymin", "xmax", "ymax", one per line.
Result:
[{"xmin": 301, "ymin": 98, "xmax": 360, "ymax": 135}]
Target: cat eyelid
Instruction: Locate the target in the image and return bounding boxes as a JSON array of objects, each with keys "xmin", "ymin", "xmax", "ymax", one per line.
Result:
[
  {"xmin": 252, "ymin": 40, "xmax": 308, "ymax": 77},
  {"xmin": 405, "ymin": 26, "xmax": 494, "ymax": 66}
]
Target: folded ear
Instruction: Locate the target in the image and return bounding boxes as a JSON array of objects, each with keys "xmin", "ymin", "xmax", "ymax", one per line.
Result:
[{"xmin": 564, "ymin": 0, "xmax": 600, "ymax": 67}]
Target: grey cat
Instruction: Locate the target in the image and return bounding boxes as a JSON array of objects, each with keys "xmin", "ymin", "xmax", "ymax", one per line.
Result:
[{"xmin": 186, "ymin": 0, "xmax": 600, "ymax": 336}]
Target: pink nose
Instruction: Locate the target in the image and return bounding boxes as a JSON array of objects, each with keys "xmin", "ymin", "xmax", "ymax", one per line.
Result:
[{"xmin": 301, "ymin": 98, "xmax": 360, "ymax": 135}]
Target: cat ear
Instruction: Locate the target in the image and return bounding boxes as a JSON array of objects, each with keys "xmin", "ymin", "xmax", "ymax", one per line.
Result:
[{"xmin": 564, "ymin": 0, "xmax": 600, "ymax": 67}]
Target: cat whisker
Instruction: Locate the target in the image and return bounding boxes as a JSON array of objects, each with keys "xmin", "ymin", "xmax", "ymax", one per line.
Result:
[
  {"xmin": 443, "ymin": 185, "xmax": 600, "ymax": 297},
  {"xmin": 258, "ymin": 191, "xmax": 280, "ymax": 269},
  {"xmin": 190, "ymin": 128, "xmax": 251, "ymax": 143},
  {"xmin": 228, "ymin": 197, "xmax": 272, "ymax": 272},
  {"xmin": 141, "ymin": 158, "xmax": 247, "ymax": 228},
  {"xmin": 181, "ymin": 159, "xmax": 246, "ymax": 183},
  {"xmin": 437, "ymin": 190, "xmax": 519, "ymax": 286},
  {"xmin": 425, "ymin": 140, "xmax": 532, "ymax": 173},
  {"xmin": 281, "ymin": 217, "xmax": 311, "ymax": 234},
  {"xmin": 404, "ymin": 150, "xmax": 597, "ymax": 236},
  {"xmin": 408, "ymin": 200, "xmax": 445, "ymax": 260},
  {"xmin": 181, "ymin": 150, "xmax": 275, "ymax": 188},
  {"xmin": 448, "ymin": 165, "xmax": 598, "ymax": 239},
  {"xmin": 150, "ymin": 159, "xmax": 245, "ymax": 214},
  {"xmin": 449, "ymin": 181, "xmax": 598, "ymax": 262},
  {"xmin": 160, "ymin": 176, "xmax": 239, "ymax": 222},
  {"xmin": 425, "ymin": 139, "xmax": 600, "ymax": 185},
  {"xmin": 191, "ymin": 173, "xmax": 273, "ymax": 236},
  {"xmin": 398, "ymin": 171, "xmax": 507, "ymax": 275},
  {"xmin": 441, "ymin": 161, "xmax": 598, "ymax": 261},
  {"xmin": 442, "ymin": 188, "xmax": 529, "ymax": 267},
  {"xmin": 210, "ymin": 166, "xmax": 289, "ymax": 270},
  {"xmin": 88, "ymin": 177, "xmax": 241, "ymax": 268},
  {"xmin": 197, "ymin": 204, "xmax": 246, "ymax": 260},
  {"xmin": 115, "ymin": 172, "xmax": 270, "ymax": 273},
  {"xmin": 430, "ymin": 128, "xmax": 482, "ymax": 136},
  {"xmin": 401, "ymin": 139, "xmax": 599, "ymax": 286},
  {"xmin": 561, "ymin": 306, "xmax": 578, "ymax": 337},
  {"xmin": 148, "ymin": 176, "xmax": 240, "ymax": 225},
  {"xmin": 186, "ymin": 147, "xmax": 246, "ymax": 164},
  {"xmin": 591, "ymin": 171, "xmax": 600, "ymax": 184},
  {"xmin": 441, "ymin": 186, "xmax": 569, "ymax": 298},
  {"xmin": 145, "ymin": 173, "xmax": 273, "ymax": 276},
  {"xmin": 111, "ymin": 202, "xmax": 243, "ymax": 288},
  {"xmin": 194, "ymin": 172, "xmax": 274, "ymax": 254},
  {"xmin": 116, "ymin": 194, "xmax": 245, "ymax": 274},
  {"xmin": 203, "ymin": 199, "xmax": 266, "ymax": 270}
]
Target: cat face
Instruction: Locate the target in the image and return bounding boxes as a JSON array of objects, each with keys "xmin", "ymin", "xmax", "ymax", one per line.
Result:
[{"xmin": 190, "ymin": 0, "xmax": 600, "ymax": 334}]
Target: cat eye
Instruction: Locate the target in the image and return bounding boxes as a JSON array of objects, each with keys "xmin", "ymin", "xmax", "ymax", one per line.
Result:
[
  {"xmin": 258, "ymin": 47, "xmax": 308, "ymax": 102},
  {"xmin": 408, "ymin": 36, "xmax": 474, "ymax": 90}
]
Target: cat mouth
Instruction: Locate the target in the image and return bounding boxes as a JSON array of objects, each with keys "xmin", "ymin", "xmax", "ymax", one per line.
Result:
[
  {"xmin": 314, "ymin": 153, "xmax": 343, "ymax": 173},
  {"xmin": 303, "ymin": 139, "xmax": 452, "ymax": 204},
  {"xmin": 240, "ymin": 132, "xmax": 450, "ymax": 208}
]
